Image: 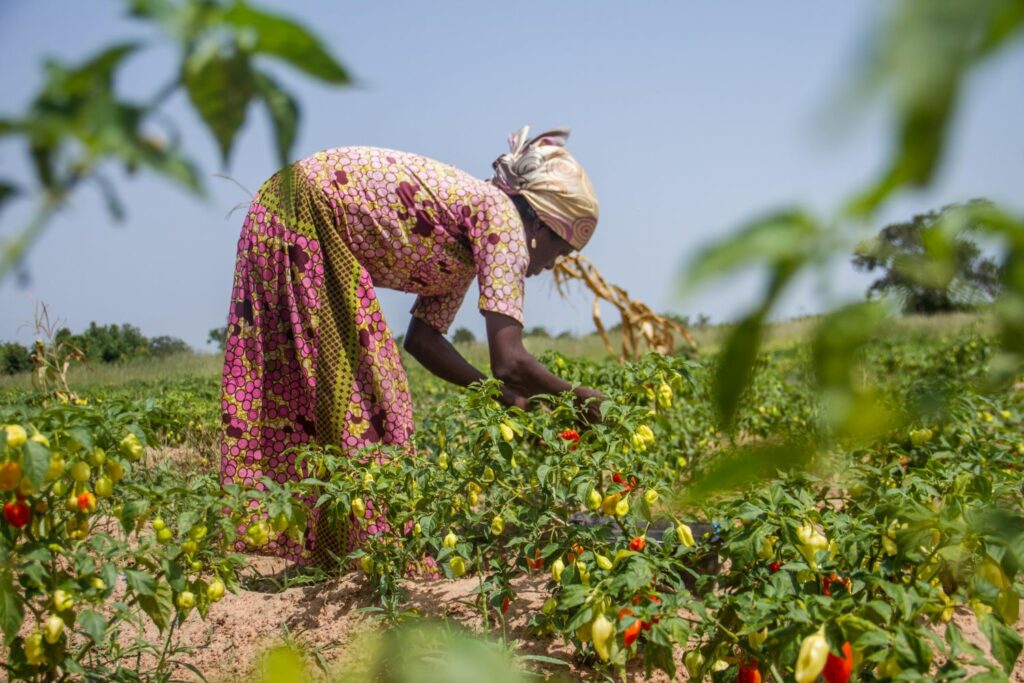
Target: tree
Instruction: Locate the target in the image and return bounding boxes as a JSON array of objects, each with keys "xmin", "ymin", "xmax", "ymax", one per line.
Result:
[
  {"xmin": 524, "ymin": 326, "xmax": 550, "ymax": 338},
  {"xmin": 0, "ymin": 342, "xmax": 32, "ymax": 375},
  {"xmin": 207, "ymin": 326, "xmax": 228, "ymax": 352},
  {"xmin": 58, "ymin": 322, "xmax": 150, "ymax": 363},
  {"xmin": 451, "ymin": 328, "xmax": 476, "ymax": 345},
  {"xmin": 150, "ymin": 335, "xmax": 191, "ymax": 357},
  {"xmin": 852, "ymin": 202, "xmax": 1003, "ymax": 314}
]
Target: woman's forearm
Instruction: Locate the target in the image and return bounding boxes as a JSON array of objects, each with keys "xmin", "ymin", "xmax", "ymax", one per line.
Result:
[
  {"xmin": 404, "ymin": 317, "xmax": 486, "ymax": 387},
  {"xmin": 404, "ymin": 317, "xmax": 525, "ymax": 405}
]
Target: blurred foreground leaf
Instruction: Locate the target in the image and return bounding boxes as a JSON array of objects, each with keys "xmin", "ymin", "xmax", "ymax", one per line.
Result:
[
  {"xmin": 681, "ymin": 439, "xmax": 815, "ymax": 504},
  {"xmin": 849, "ymin": 0, "xmax": 1024, "ymax": 216}
]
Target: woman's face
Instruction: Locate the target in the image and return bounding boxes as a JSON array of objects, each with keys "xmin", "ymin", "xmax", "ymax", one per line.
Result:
[{"xmin": 526, "ymin": 222, "xmax": 575, "ymax": 277}]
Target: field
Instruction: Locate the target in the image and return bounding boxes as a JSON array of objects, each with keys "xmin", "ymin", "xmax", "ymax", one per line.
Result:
[{"xmin": 1, "ymin": 314, "xmax": 1022, "ymax": 682}]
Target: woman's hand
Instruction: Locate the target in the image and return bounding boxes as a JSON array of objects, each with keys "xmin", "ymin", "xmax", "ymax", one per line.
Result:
[
  {"xmin": 499, "ymin": 386, "xmax": 531, "ymax": 411},
  {"xmin": 573, "ymin": 386, "xmax": 605, "ymax": 424}
]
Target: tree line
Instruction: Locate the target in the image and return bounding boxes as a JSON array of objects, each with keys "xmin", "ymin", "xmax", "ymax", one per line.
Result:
[{"xmin": 0, "ymin": 323, "xmax": 191, "ymax": 375}]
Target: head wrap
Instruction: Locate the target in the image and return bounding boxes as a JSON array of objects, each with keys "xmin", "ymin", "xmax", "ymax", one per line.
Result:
[{"xmin": 491, "ymin": 125, "xmax": 599, "ymax": 250}]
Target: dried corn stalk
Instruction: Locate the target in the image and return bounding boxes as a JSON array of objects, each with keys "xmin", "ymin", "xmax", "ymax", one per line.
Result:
[{"xmin": 552, "ymin": 253, "xmax": 696, "ymax": 359}]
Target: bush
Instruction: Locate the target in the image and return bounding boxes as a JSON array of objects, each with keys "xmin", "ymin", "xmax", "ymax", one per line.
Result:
[
  {"xmin": 149, "ymin": 335, "xmax": 192, "ymax": 357},
  {"xmin": 0, "ymin": 342, "xmax": 32, "ymax": 375},
  {"xmin": 56, "ymin": 323, "xmax": 150, "ymax": 364},
  {"xmin": 451, "ymin": 328, "xmax": 476, "ymax": 344}
]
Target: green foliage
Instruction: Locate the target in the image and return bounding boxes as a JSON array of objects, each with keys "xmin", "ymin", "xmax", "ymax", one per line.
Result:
[
  {"xmin": 853, "ymin": 203, "xmax": 1004, "ymax": 313},
  {"xmin": 849, "ymin": 0, "xmax": 1024, "ymax": 215},
  {"xmin": 55, "ymin": 322, "xmax": 150, "ymax": 364},
  {"xmin": 148, "ymin": 335, "xmax": 192, "ymax": 358},
  {"xmin": 0, "ymin": 344, "xmax": 32, "ymax": 376},
  {"xmin": 206, "ymin": 326, "xmax": 227, "ymax": 352},
  {"xmin": 451, "ymin": 327, "xmax": 477, "ymax": 345},
  {"xmin": 0, "ymin": 0, "xmax": 352, "ymax": 282},
  {"xmin": 0, "ymin": 323, "xmax": 192, "ymax": 374},
  {"xmin": 1, "ymin": 325, "xmax": 1021, "ymax": 681}
]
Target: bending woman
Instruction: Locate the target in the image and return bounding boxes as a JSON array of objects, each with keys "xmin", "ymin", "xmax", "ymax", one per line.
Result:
[{"xmin": 219, "ymin": 126, "xmax": 603, "ymax": 563}]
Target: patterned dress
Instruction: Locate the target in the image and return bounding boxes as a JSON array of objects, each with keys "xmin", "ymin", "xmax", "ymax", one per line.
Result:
[{"xmin": 220, "ymin": 147, "xmax": 528, "ymax": 563}]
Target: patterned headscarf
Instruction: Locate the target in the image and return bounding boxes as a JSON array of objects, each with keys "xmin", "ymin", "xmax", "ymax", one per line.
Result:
[{"xmin": 491, "ymin": 125, "xmax": 599, "ymax": 250}]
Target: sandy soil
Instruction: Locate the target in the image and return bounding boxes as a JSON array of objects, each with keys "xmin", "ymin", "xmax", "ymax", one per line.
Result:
[
  {"xmin": 115, "ymin": 555, "xmax": 1022, "ymax": 682},
  {"xmin": 3, "ymin": 553, "xmax": 1021, "ymax": 681}
]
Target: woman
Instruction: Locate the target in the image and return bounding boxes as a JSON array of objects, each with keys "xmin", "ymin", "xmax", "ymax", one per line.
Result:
[{"xmin": 219, "ymin": 126, "xmax": 604, "ymax": 563}]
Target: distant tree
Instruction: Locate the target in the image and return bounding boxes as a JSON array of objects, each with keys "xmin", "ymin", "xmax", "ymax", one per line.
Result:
[
  {"xmin": 852, "ymin": 203, "xmax": 1003, "ymax": 314},
  {"xmin": 451, "ymin": 328, "xmax": 476, "ymax": 344},
  {"xmin": 695, "ymin": 314, "xmax": 711, "ymax": 328},
  {"xmin": 0, "ymin": 342, "xmax": 32, "ymax": 375},
  {"xmin": 556, "ymin": 330, "xmax": 575, "ymax": 340},
  {"xmin": 58, "ymin": 322, "xmax": 149, "ymax": 363},
  {"xmin": 149, "ymin": 335, "xmax": 191, "ymax": 357},
  {"xmin": 662, "ymin": 312, "xmax": 691, "ymax": 328},
  {"xmin": 524, "ymin": 326, "xmax": 550, "ymax": 338},
  {"xmin": 207, "ymin": 326, "xmax": 228, "ymax": 352}
]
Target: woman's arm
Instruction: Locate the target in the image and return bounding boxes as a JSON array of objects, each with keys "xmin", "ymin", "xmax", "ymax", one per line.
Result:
[
  {"xmin": 403, "ymin": 316, "xmax": 527, "ymax": 408},
  {"xmin": 483, "ymin": 311, "xmax": 604, "ymax": 422}
]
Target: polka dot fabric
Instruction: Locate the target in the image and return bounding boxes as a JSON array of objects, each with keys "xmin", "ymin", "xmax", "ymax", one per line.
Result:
[
  {"xmin": 298, "ymin": 147, "xmax": 529, "ymax": 333},
  {"xmin": 220, "ymin": 148, "xmax": 527, "ymax": 566}
]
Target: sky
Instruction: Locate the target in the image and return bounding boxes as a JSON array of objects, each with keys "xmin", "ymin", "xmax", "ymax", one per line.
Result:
[{"xmin": 1, "ymin": 2, "xmax": 1022, "ymax": 350}]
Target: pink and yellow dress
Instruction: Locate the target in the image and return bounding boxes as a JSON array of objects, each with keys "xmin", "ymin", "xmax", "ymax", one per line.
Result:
[{"xmin": 219, "ymin": 147, "xmax": 528, "ymax": 562}]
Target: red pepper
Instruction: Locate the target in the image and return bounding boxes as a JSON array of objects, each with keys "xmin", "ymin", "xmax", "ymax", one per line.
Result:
[
  {"xmin": 624, "ymin": 619, "xmax": 642, "ymax": 645},
  {"xmin": 3, "ymin": 500, "xmax": 31, "ymax": 528},
  {"xmin": 822, "ymin": 572, "xmax": 851, "ymax": 596},
  {"xmin": 526, "ymin": 548, "xmax": 544, "ymax": 572},
  {"xmin": 822, "ymin": 642, "xmax": 854, "ymax": 683},
  {"xmin": 501, "ymin": 596, "xmax": 511, "ymax": 615},
  {"xmin": 629, "ymin": 536, "xmax": 646, "ymax": 552},
  {"xmin": 768, "ymin": 561, "xmax": 782, "ymax": 573},
  {"xmin": 738, "ymin": 660, "xmax": 762, "ymax": 683},
  {"xmin": 560, "ymin": 429, "xmax": 580, "ymax": 442}
]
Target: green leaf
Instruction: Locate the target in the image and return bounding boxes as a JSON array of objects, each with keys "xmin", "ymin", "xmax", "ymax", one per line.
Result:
[
  {"xmin": 979, "ymin": 614, "xmax": 1023, "ymax": 675},
  {"xmin": 259, "ymin": 644, "xmax": 308, "ymax": 683},
  {"xmin": 812, "ymin": 301, "xmax": 889, "ymax": 389},
  {"xmin": 0, "ymin": 569, "xmax": 24, "ymax": 646},
  {"xmin": 712, "ymin": 310, "xmax": 765, "ymax": 429},
  {"xmin": 124, "ymin": 568, "xmax": 156, "ymax": 597},
  {"xmin": 682, "ymin": 439, "xmax": 814, "ymax": 503},
  {"xmin": 120, "ymin": 499, "xmax": 150, "ymax": 534},
  {"xmin": 253, "ymin": 70, "xmax": 298, "ymax": 166},
  {"xmin": 682, "ymin": 209, "xmax": 820, "ymax": 288},
  {"xmin": 21, "ymin": 439, "xmax": 51, "ymax": 491},
  {"xmin": 963, "ymin": 672, "xmax": 1009, "ymax": 683},
  {"xmin": 91, "ymin": 173, "xmax": 126, "ymax": 222},
  {"xmin": 137, "ymin": 577, "xmax": 173, "ymax": 632},
  {"xmin": 184, "ymin": 48, "xmax": 255, "ymax": 162},
  {"xmin": 67, "ymin": 427, "xmax": 94, "ymax": 452},
  {"xmin": 222, "ymin": 1, "xmax": 351, "ymax": 84},
  {"xmin": 846, "ymin": 1, "xmax": 1024, "ymax": 217},
  {"xmin": 60, "ymin": 43, "xmax": 140, "ymax": 97},
  {"xmin": 0, "ymin": 181, "xmax": 18, "ymax": 218},
  {"xmin": 77, "ymin": 610, "xmax": 107, "ymax": 645}
]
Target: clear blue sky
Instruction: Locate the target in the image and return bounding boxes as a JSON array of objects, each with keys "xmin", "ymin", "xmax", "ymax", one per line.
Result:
[{"xmin": 1, "ymin": 2, "xmax": 1022, "ymax": 349}]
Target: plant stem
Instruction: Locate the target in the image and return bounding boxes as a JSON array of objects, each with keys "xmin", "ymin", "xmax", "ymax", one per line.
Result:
[{"xmin": 0, "ymin": 193, "xmax": 61, "ymax": 284}]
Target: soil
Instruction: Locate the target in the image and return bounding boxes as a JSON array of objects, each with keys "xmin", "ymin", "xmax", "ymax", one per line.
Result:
[{"xmin": 122, "ymin": 555, "xmax": 1022, "ymax": 682}]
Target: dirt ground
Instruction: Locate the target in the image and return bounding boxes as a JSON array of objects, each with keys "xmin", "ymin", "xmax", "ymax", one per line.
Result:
[
  {"xmin": 121, "ymin": 554, "xmax": 1022, "ymax": 682},
  {"xmin": 4, "ymin": 553, "xmax": 1021, "ymax": 681}
]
